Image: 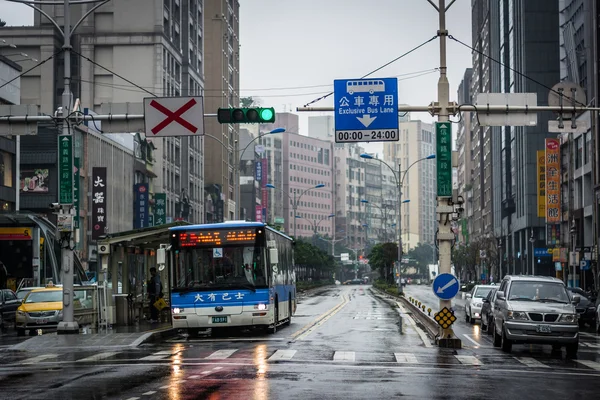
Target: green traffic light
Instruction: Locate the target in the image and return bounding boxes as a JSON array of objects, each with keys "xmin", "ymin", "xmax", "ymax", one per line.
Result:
[{"xmin": 260, "ymin": 108, "xmax": 274, "ymax": 121}]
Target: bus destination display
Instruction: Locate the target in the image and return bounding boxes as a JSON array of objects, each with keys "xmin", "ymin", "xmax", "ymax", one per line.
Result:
[{"xmin": 178, "ymin": 229, "xmax": 258, "ymax": 247}]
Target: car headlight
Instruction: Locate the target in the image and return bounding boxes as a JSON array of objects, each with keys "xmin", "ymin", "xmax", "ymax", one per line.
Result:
[
  {"xmin": 507, "ymin": 311, "xmax": 529, "ymax": 321},
  {"xmin": 559, "ymin": 313, "xmax": 577, "ymax": 323},
  {"xmin": 588, "ymin": 307, "xmax": 596, "ymax": 311},
  {"xmin": 474, "ymin": 302, "xmax": 482, "ymax": 308}
]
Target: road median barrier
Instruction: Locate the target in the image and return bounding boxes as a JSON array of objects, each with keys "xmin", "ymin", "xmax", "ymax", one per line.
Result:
[{"xmin": 370, "ymin": 287, "xmax": 439, "ymax": 339}]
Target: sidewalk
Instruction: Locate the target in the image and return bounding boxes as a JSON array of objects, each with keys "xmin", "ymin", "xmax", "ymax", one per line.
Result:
[{"xmin": 9, "ymin": 321, "xmax": 176, "ymax": 352}]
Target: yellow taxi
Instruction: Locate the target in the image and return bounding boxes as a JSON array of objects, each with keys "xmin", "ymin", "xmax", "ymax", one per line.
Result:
[{"xmin": 16, "ymin": 283, "xmax": 63, "ymax": 336}]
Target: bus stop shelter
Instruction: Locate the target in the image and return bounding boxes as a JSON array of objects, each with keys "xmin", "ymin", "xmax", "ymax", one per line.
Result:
[{"xmin": 97, "ymin": 221, "xmax": 190, "ymax": 326}]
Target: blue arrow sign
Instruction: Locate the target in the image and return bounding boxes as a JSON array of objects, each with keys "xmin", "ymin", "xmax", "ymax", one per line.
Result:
[
  {"xmin": 334, "ymin": 77, "xmax": 399, "ymax": 143},
  {"xmin": 432, "ymin": 273, "xmax": 460, "ymax": 300}
]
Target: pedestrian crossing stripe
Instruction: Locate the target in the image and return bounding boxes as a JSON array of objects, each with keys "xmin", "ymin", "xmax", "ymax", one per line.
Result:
[{"xmin": 10, "ymin": 350, "xmax": 600, "ymax": 371}]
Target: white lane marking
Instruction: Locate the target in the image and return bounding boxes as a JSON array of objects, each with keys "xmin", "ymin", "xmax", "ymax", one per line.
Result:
[
  {"xmin": 515, "ymin": 357, "xmax": 550, "ymax": 368},
  {"xmin": 124, "ymin": 397, "xmax": 139, "ymax": 400},
  {"xmin": 213, "ymin": 366, "xmax": 223, "ymax": 370},
  {"xmin": 294, "ymin": 295, "xmax": 349, "ymax": 341},
  {"xmin": 142, "ymin": 391, "xmax": 156, "ymax": 396},
  {"xmin": 19, "ymin": 354, "xmax": 58, "ymax": 364},
  {"xmin": 201, "ymin": 370, "xmax": 212, "ymax": 374},
  {"xmin": 576, "ymin": 360, "xmax": 600, "ymax": 370},
  {"xmin": 76, "ymin": 351, "xmax": 118, "ymax": 363},
  {"xmin": 140, "ymin": 350, "xmax": 173, "ymax": 361},
  {"xmin": 333, "ymin": 351, "xmax": 355, "ymax": 362},
  {"xmin": 205, "ymin": 349, "xmax": 237, "ymax": 359},
  {"xmin": 455, "ymin": 355, "xmax": 482, "ymax": 365},
  {"xmin": 462, "ymin": 334, "xmax": 483, "ymax": 347},
  {"xmin": 268, "ymin": 350, "xmax": 297, "ymax": 361},
  {"xmin": 159, "ymin": 385, "xmax": 170, "ymax": 389},
  {"xmin": 579, "ymin": 332, "xmax": 599, "ymax": 339},
  {"xmin": 397, "ymin": 302, "xmax": 433, "ymax": 348},
  {"xmin": 188, "ymin": 375, "xmax": 200, "ymax": 379},
  {"xmin": 394, "ymin": 353, "xmax": 418, "ymax": 364}
]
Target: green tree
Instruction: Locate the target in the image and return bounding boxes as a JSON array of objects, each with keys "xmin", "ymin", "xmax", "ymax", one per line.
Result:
[
  {"xmin": 407, "ymin": 242, "xmax": 436, "ymax": 277},
  {"xmin": 294, "ymin": 239, "xmax": 335, "ymax": 281},
  {"xmin": 240, "ymin": 96, "xmax": 262, "ymax": 107},
  {"xmin": 368, "ymin": 242, "xmax": 398, "ymax": 283}
]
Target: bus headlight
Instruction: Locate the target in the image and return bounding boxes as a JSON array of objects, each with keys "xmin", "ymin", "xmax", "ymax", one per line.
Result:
[
  {"xmin": 255, "ymin": 304, "xmax": 268, "ymax": 311},
  {"xmin": 172, "ymin": 308, "xmax": 183, "ymax": 314}
]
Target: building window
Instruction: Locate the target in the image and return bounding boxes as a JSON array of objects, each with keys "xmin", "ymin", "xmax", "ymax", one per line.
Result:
[{"xmin": 0, "ymin": 151, "xmax": 13, "ymax": 187}]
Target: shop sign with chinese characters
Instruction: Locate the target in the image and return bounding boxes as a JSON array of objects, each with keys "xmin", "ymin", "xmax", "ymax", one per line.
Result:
[
  {"xmin": 545, "ymin": 139, "xmax": 561, "ymax": 223},
  {"xmin": 91, "ymin": 167, "xmax": 107, "ymax": 240},
  {"xmin": 154, "ymin": 193, "xmax": 166, "ymax": 225},
  {"xmin": 134, "ymin": 183, "xmax": 149, "ymax": 229}
]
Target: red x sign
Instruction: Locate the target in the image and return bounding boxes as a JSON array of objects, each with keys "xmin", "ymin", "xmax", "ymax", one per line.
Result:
[{"xmin": 149, "ymin": 98, "xmax": 198, "ymax": 135}]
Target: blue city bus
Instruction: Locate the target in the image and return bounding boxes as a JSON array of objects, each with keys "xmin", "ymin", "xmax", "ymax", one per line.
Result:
[{"xmin": 168, "ymin": 221, "xmax": 296, "ymax": 335}]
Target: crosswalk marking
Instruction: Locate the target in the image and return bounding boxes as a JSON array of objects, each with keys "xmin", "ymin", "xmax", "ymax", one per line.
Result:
[
  {"xmin": 268, "ymin": 350, "xmax": 297, "ymax": 361},
  {"xmin": 515, "ymin": 357, "xmax": 550, "ymax": 368},
  {"xmin": 394, "ymin": 353, "xmax": 418, "ymax": 364},
  {"xmin": 205, "ymin": 349, "xmax": 238, "ymax": 359},
  {"xmin": 455, "ymin": 355, "xmax": 482, "ymax": 365},
  {"xmin": 76, "ymin": 351, "xmax": 118, "ymax": 363},
  {"xmin": 576, "ymin": 360, "xmax": 600, "ymax": 370},
  {"xmin": 20, "ymin": 354, "xmax": 58, "ymax": 364},
  {"xmin": 333, "ymin": 351, "xmax": 355, "ymax": 362},
  {"xmin": 140, "ymin": 350, "xmax": 173, "ymax": 361}
]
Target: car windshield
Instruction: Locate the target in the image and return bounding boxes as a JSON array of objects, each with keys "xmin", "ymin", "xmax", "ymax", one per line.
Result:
[
  {"xmin": 474, "ymin": 287, "xmax": 493, "ymax": 298},
  {"xmin": 16, "ymin": 290, "xmax": 32, "ymax": 300},
  {"xmin": 173, "ymin": 246, "xmax": 267, "ymax": 291},
  {"xmin": 25, "ymin": 290, "xmax": 62, "ymax": 303},
  {"xmin": 508, "ymin": 281, "xmax": 570, "ymax": 303}
]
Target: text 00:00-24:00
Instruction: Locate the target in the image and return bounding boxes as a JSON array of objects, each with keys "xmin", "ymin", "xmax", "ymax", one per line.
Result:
[{"xmin": 336, "ymin": 130, "xmax": 398, "ymax": 142}]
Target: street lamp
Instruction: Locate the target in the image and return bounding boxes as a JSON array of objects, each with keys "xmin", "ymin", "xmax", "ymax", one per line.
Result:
[
  {"xmin": 570, "ymin": 219, "xmax": 576, "ymax": 287},
  {"xmin": 359, "ymin": 153, "xmax": 435, "ymax": 266},
  {"xmin": 295, "ymin": 213, "xmax": 334, "ymax": 245},
  {"xmin": 237, "ymin": 127, "xmax": 285, "ymax": 219},
  {"xmin": 265, "ymin": 183, "xmax": 326, "ymax": 238}
]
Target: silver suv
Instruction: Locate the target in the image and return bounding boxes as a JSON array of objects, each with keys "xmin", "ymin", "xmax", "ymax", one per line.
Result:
[{"xmin": 492, "ymin": 275, "xmax": 579, "ymax": 357}]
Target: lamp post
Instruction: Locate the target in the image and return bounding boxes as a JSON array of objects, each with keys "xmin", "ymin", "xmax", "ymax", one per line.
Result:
[
  {"xmin": 570, "ymin": 219, "xmax": 576, "ymax": 287},
  {"xmin": 295, "ymin": 213, "xmax": 335, "ymax": 245},
  {"xmin": 360, "ymin": 153, "xmax": 435, "ymax": 265},
  {"xmin": 265, "ymin": 183, "xmax": 326, "ymax": 238},
  {"xmin": 237, "ymin": 127, "xmax": 285, "ymax": 220}
]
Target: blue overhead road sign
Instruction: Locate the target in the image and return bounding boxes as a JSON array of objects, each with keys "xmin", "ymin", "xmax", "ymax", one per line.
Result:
[
  {"xmin": 334, "ymin": 77, "xmax": 399, "ymax": 143},
  {"xmin": 432, "ymin": 273, "xmax": 460, "ymax": 300}
]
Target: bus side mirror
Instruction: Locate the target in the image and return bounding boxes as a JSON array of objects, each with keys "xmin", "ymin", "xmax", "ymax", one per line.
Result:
[{"xmin": 269, "ymin": 248, "xmax": 279, "ymax": 265}]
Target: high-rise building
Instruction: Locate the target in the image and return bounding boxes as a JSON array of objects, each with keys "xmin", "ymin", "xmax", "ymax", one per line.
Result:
[
  {"xmin": 559, "ymin": 0, "xmax": 596, "ymax": 286},
  {"xmin": 203, "ymin": 0, "xmax": 240, "ymax": 222},
  {"xmin": 308, "ymin": 115, "xmax": 335, "ymax": 142},
  {"xmin": 383, "ymin": 119, "xmax": 436, "ymax": 252},
  {"xmin": 0, "ymin": 55, "xmax": 21, "ymax": 212},
  {"xmin": 490, "ymin": 0, "xmax": 560, "ymax": 277},
  {"xmin": 456, "ymin": 68, "xmax": 473, "ymax": 245},
  {"xmin": 281, "ymin": 133, "xmax": 334, "ymax": 238},
  {"xmin": 0, "ymin": 0, "xmax": 207, "ymax": 225},
  {"xmin": 333, "ymin": 143, "xmax": 367, "ymax": 250}
]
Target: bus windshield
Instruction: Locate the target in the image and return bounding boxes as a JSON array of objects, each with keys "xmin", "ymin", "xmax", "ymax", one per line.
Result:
[{"xmin": 173, "ymin": 245, "xmax": 267, "ymax": 292}]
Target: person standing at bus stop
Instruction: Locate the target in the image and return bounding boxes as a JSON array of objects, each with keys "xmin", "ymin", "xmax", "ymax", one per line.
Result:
[{"xmin": 147, "ymin": 267, "xmax": 163, "ymax": 323}]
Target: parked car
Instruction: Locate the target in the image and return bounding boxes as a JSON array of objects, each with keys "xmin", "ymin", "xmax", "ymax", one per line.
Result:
[
  {"xmin": 492, "ymin": 275, "xmax": 579, "ymax": 357},
  {"xmin": 465, "ymin": 285, "xmax": 496, "ymax": 324},
  {"xmin": 0, "ymin": 289, "xmax": 21, "ymax": 331},
  {"xmin": 567, "ymin": 287, "xmax": 596, "ymax": 328},
  {"xmin": 480, "ymin": 288, "xmax": 498, "ymax": 334}
]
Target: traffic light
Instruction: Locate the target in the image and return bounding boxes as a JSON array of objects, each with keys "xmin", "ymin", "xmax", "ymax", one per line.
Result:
[{"xmin": 217, "ymin": 107, "xmax": 276, "ymax": 124}]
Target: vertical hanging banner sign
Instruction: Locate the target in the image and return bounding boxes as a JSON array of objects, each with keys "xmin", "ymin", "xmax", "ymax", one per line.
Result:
[
  {"xmin": 255, "ymin": 205, "xmax": 263, "ymax": 222},
  {"xmin": 545, "ymin": 139, "xmax": 561, "ymax": 223},
  {"xmin": 134, "ymin": 183, "xmax": 149, "ymax": 229},
  {"xmin": 154, "ymin": 193, "xmax": 167, "ymax": 225},
  {"xmin": 435, "ymin": 122, "xmax": 452, "ymax": 197},
  {"xmin": 261, "ymin": 158, "xmax": 268, "ymax": 219},
  {"xmin": 58, "ymin": 135, "xmax": 73, "ymax": 204},
  {"xmin": 536, "ymin": 150, "xmax": 545, "ymax": 218},
  {"xmin": 74, "ymin": 157, "xmax": 80, "ymax": 229},
  {"xmin": 91, "ymin": 167, "xmax": 107, "ymax": 240}
]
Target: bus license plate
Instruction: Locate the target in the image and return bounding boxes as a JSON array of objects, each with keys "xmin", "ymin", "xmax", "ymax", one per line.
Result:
[
  {"xmin": 536, "ymin": 325, "xmax": 551, "ymax": 333},
  {"xmin": 212, "ymin": 316, "xmax": 228, "ymax": 324}
]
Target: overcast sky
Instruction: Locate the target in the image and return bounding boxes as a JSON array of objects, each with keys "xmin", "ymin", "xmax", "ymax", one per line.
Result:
[{"xmin": 1, "ymin": 0, "xmax": 472, "ymax": 155}]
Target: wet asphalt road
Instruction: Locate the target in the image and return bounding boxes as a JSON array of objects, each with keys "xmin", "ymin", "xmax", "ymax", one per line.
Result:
[{"xmin": 1, "ymin": 284, "xmax": 600, "ymax": 399}]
